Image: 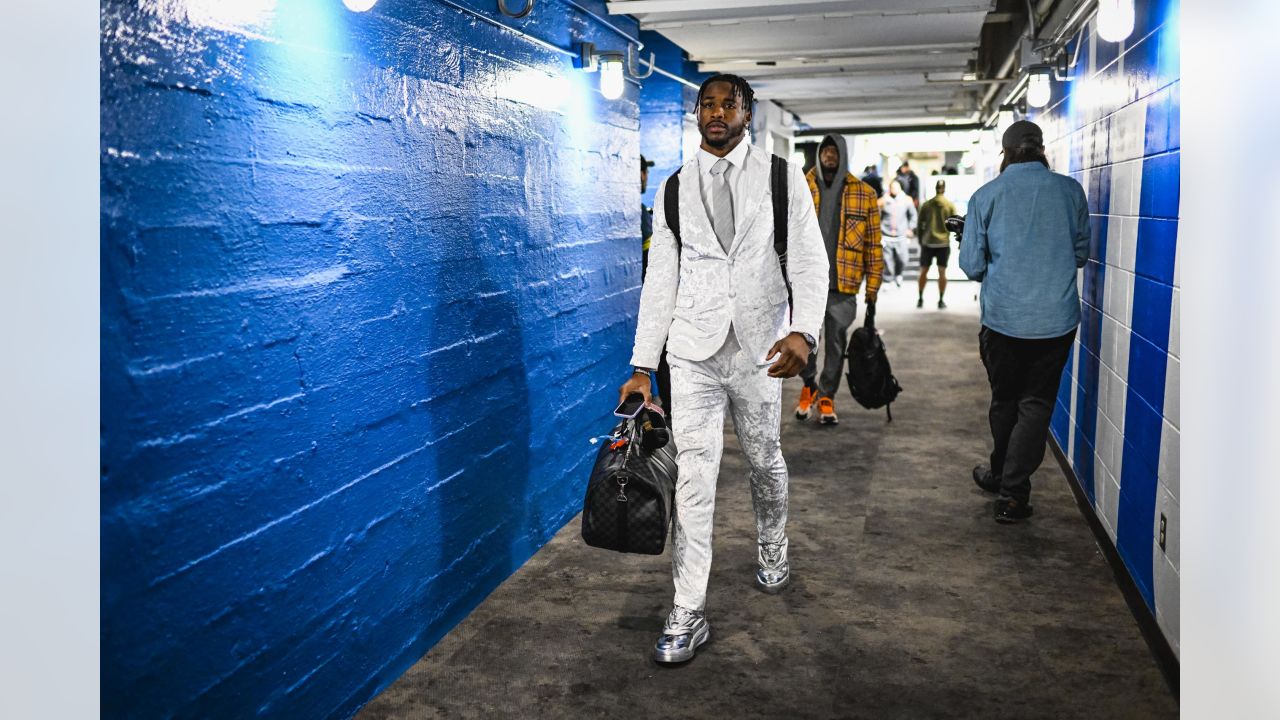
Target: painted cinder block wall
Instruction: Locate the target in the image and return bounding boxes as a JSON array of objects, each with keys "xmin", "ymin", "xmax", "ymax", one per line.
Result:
[
  {"xmin": 100, "ymin": 1, "xmax": 642, "ymax": 717},
  {"xmin": 638, "ymin": 30, "xmax": 703, "ymax": 210},
  {"xmin": 1040, "ymin": 0, "xmax": 1180, "ymax": 654}
]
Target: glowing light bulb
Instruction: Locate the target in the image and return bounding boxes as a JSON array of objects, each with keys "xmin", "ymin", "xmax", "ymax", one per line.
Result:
[
  {"xmin": 600, "ymin": 57, "xmax": 624, "ymax": 100},
  {"xmin": 343, "ymin": 0, "xmax": 378, "ymax": 11},
  {"xmin": 1097, "ymin": 0, "xmax": 1135, "ymax": 43},
  {"xmin": 1026, "ymin": 69, "xmax": 1051, "ymax": 108},
  {"xmin": 996, "ymin": 109, "xmax": 1015, "ymax": 138}
]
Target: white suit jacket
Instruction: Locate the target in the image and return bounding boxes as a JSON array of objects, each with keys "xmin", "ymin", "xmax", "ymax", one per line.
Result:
[{"xmin": 630, "ymin": 144, "xmax": 829, "ymax": 369}]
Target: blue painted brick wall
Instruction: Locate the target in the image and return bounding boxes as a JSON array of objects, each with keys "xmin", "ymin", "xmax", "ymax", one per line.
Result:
[
  {"xmin": 100, "ymin": 1, "xmax": 642, "ymax": 716},
  {"xmin": 1040, "ymin": 0, "xmax": 1180, "ymax": 655},
  {"xmin": 638, "ymin": 31, "xmax": 706, "ymax": 209}
]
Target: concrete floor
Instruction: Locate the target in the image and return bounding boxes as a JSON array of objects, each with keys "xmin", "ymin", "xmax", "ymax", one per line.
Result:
[{"xmin": 358, "ymin": 280, "xmax": 1177, "ymax": 720}]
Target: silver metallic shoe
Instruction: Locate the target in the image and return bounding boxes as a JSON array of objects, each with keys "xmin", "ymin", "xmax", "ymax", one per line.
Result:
[
  {"xmin": 653, "ymin": 605, "xmax": 710, "ymax": 664},
  {"xmin": 756, "ymin": 540, "xmax": 790, "ymax": 594}
]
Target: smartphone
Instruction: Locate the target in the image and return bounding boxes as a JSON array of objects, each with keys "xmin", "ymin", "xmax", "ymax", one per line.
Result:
[{"xmin": 614, "ymin": 392, "xmax": 646, "ymax": 418}]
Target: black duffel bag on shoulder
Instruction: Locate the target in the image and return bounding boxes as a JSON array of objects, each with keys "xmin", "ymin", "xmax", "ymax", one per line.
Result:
[
  {"xmin": 845, "ymin": 302, "xmax": 903, "ymax": 422},
  {"xmin": 581, "ymin": 413, "xmax": 677, "ymax": 555}
]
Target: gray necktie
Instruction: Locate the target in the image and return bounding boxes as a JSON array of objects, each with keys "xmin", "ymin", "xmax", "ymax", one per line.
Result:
[{"xmin": 709, "ymin": 158, "xmax": 735, "ymax": 252}]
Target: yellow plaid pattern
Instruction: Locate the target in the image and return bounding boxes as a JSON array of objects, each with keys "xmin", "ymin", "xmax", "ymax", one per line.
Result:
[{"xmin": 806, "ymin": 170, "xmax": 883, "ymax": 300}]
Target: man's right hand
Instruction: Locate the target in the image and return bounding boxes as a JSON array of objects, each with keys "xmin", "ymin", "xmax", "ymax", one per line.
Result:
[{"xmin": 619, "ymin": 372, "xmax": 653, "ymax": 407}]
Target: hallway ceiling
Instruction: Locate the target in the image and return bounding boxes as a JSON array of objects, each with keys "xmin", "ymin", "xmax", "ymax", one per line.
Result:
[{"xmin": 607, "ymin": 0, "xmax": 999, "ymax": 131}]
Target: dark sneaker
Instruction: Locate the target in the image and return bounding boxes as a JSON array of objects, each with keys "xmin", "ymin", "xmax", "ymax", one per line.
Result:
[
  {"xmin": 994, "ymin": 497, "xmax": 1034, "ymax": 524},
  {"xmin": 938, "ymin": 299, "xmax": 947, "ymax": 309},
  {"xmin": 653, "ymin": 606, "xmax": 710, "ymax": 663},
  {"xmin": 916, "ymin": 297, "xmax": 924, "ymax": 309},
  {"xmin": 972, "ymin": 465, "xmax": 1001, "ymax": 493}
]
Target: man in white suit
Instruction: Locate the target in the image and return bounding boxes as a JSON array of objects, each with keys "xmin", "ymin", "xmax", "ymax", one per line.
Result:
[{"xmin": 618, "ymin": 74, "xmax": 829, "ymax": 664}]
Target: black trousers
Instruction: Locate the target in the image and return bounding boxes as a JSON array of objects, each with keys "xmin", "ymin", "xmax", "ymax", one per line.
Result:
[{"xmin": 978, "ymin": 326, "xmax": 1075, "ymax": 504}]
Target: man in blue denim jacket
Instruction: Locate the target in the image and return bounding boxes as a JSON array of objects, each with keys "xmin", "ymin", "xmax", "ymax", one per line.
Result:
[{"xmin": 960, "ymin": 120, "xmax": 1089, "ymax": 523}]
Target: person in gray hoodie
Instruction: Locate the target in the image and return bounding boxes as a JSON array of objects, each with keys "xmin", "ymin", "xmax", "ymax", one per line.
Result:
[{"xmin": 795, "ymin": 134, "xmax": 883, "ymax": 425}]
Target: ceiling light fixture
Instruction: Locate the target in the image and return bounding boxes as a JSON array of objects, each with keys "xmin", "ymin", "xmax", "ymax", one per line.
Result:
[
  {"xmin": 1096, "ymin": 0, "xmax": 1135, "ymax": 43},
  {"xmin": 1025, "ymin": 65, "xmax": 1053, "ymax": 108}
]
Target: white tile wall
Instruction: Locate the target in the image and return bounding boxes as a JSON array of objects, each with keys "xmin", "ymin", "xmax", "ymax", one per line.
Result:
[
  {"xmin": 1118, "ymin": 217, "xmax": 1138, "ymax": 271},
  {"xmin": 1173, "ymin": 223, "xmax": 1181, "ymax": 287},
  {"xmin": 1168, "ymin": 288, "xmax": 1180, "ymax": 358},
  {"xmin": 1104, "ymin": 367, "xmax": 1128, "ymax": 431},
  {"xmin": 1159, "ymin": 418, "xmax": 1180, "ymax": 500},
  {"xmin": 1114, "ymin": 319, "xmax": 1131, "ymax": 377},
  {"xmin": 1100, "ymin": 316, "xmax": 1117, "ymax": 372},
  {"xmin": 1163, "ymin": 355, "xmax": 1180, "ymax": 428},
  {"xmin": 1110, "ymin": 159, "xmax": 1140, "ymax": 216},
  {"xmin": 1154, "ymin": 556, "xmax": 1181, "ymax": 657},
  {"xmin": 1105, "ymin": 215, "xmax": 1124, "ymax": 267},
  {"xmin": 1154, "ymin": 484, "xmax": 1180, "ymax": 570},
  {"xmin": 1102, "ymin": 471, "xmax": 1121, "ymax": 541},
  {"xmin": 1112, "ymin": 99, "xmax": 1149, "ymax": 163}
]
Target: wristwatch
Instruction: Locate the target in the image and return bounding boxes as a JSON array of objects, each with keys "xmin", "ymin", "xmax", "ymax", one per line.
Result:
[
  {"xmin": 800, "ymin": 332, "xmax": 817, "ymax": 353},
  {"xmin": 633, "ymin": 366, "xmax": 654, "ymax": 377}
]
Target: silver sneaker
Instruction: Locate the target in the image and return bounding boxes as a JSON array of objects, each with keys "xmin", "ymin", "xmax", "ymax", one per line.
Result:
[
  {"xmin": 756, "ymin": 540, "xmax": 790, "ymax": 593},
  {"xmin": 653, "ymin": 605, "xmax": 710, "ymax": 664}
]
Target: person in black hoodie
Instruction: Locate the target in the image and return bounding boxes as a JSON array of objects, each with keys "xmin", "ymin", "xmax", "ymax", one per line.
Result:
[{"xmin": 896, "ymin": 160, "xmax": 921, "ymax": 207}]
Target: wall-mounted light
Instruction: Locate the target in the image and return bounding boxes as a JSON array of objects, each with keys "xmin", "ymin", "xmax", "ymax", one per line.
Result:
[
  {"xmin": 578, "ymin": 42, "xmax": 630, "ymax": 100},
  {"xmin": 600, "ymin": 55, "xmax": 624, "ymax": 100},
  {"xmin": 1097, "ymin": 0, "xmax": 1135, "ymax": 43},
  {"xmin": 1025, "ymin": 65, "xmax": 1053, "ymax": 108},
  {"xmin": 342, "ymin": 0, "xmax": 377, "ymax": 10}
]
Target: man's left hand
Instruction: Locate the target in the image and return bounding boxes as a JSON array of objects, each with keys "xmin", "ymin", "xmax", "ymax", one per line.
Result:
[{"xmin": 766, "ymin": 333, "xmax": 811, "ymax": 378}]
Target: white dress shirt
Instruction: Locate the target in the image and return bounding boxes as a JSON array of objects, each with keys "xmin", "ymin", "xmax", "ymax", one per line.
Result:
[{"xmin": 696, "ymin": 139, "xmax": 751, "ymax": 234}]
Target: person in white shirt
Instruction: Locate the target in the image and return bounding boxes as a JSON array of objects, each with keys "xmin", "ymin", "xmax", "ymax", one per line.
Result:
[{"xmin": 618, "ymin": 74, "xmax": 829, "ymax": 664}]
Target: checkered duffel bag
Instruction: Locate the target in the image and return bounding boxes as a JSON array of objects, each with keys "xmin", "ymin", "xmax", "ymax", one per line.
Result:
[{"xmin": 581, "ymin": 416, "xmax": 677, "ymax": 555}]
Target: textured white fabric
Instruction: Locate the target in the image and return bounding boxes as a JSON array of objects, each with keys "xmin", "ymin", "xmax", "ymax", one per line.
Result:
[
  {"xmin": 668, "ymin": 327, "xmax": 788, "ymax": 612},
  {"xmin": 708, "ymin": 158, "xmax": 735, "ymax": 252},
  {"xmin": 630, "ymin": 143, "xmax": 829, "ymax": 369}
]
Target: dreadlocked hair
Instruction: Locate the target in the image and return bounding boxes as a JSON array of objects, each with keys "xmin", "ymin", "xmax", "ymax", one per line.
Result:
[{"xmin": 696, "ymin": 73, "xmax": 755, "ymax": 110}]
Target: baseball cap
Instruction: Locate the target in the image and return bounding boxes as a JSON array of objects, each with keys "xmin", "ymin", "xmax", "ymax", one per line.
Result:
[{"xmin": 1001, "ymin": 120, "xmax": 1044, "ymax": 149}]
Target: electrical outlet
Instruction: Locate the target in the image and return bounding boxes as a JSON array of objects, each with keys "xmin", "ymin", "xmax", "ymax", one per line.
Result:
[{"xmin": 1158, "ymin": 513, "xmax": 1167, "ymax": 552}]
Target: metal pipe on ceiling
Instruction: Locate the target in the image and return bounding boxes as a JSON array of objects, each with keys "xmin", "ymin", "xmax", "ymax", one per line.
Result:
[
  {"xmin": 639, "ymin": 57, "xmax": 700, "ymax": 90},
  {"xmin": 987, "ymin": 0, "xmax": 1099, "ymax": 120},
  {"xmin": 924, "ymin": 73, "xmax": 1010, "ymax": 85},
  {"xmin": 795, "ymin": 122, "xmax": 985, "ymax": 137},
  {"xmin": 975, "ymin": 0, "xmax": 1059, "ymax": 124}
]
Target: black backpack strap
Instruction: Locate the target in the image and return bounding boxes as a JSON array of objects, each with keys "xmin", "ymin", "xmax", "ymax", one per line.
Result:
[
  {"xmin": 663, "ymin": 169, "xmax": 681, "ymax": 253},
  {"xmin": 770, "ymin": 155, "xmax": 791, "ymax": 321}
]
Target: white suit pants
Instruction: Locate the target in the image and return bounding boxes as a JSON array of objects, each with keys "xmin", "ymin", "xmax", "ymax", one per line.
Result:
[{"xmin": 667, "ymin": 327, "xmax": 789, "ymax": 612}]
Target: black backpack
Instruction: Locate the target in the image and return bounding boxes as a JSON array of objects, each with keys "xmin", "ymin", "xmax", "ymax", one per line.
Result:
[
  {"xmin": 581, "ymin": 415, "xmax": 678, "ymax": 555},
  {"xmin": 664, "ymin": 154, "xmax": 792, "ymax": 313},
  {"xmin": 845, "ymin": 304, "xmax": 903, "ymax": 421}
]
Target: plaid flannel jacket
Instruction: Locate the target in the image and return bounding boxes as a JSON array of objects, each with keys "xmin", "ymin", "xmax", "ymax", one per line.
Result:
[{"xmin": 805, "ymin": 170, "xmax": 883, "ymax": 300}]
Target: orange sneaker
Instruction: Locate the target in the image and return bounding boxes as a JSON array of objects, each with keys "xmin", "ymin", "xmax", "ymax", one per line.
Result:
[
  {"xmin": 818, "ymin": 396, "xmax": 838, "ymax": 425},
  {"xmin": 795, "ymin": 386, "xmax": 816, "ymax": 420}
]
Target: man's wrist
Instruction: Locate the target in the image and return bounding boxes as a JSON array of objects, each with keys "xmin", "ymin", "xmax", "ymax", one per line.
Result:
[{"xmin": 632, "ymin": 367, "xmax": 654, "ymax": 377}]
